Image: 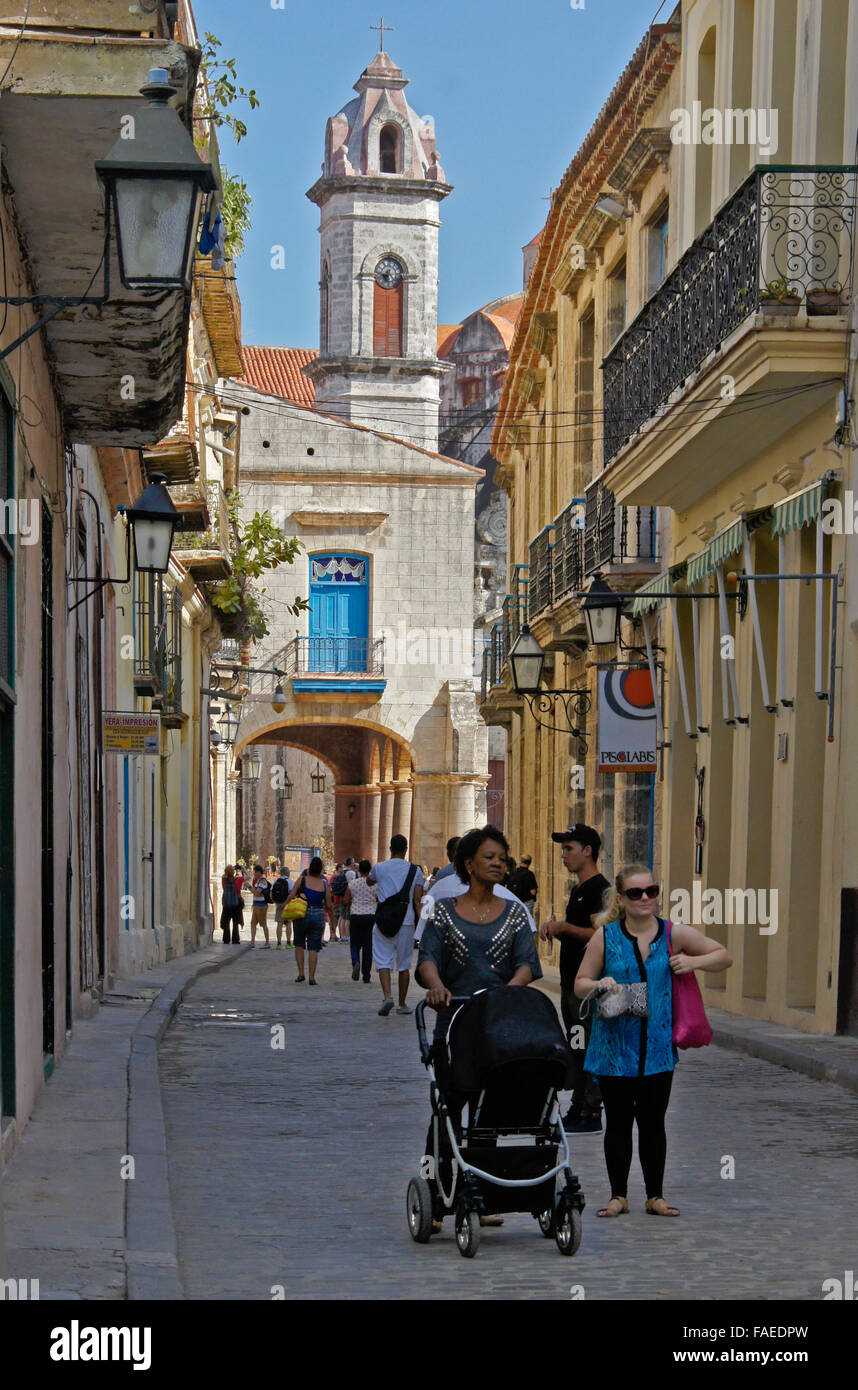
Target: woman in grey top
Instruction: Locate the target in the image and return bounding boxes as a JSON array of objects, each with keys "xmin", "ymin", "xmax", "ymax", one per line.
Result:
[{"xmin": 417, "ymin": 825, "xmax": 541, "ymax": 1230}]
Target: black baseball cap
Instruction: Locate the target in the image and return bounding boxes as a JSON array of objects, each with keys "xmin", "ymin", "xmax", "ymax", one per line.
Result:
[{"xmin": 552, "ymin": 824, "xmax": 601, "ymax": 857}]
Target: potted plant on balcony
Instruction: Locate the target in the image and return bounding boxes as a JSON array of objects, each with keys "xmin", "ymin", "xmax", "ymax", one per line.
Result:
[
  {"xmin": 759, "ymin": 278, "xmax": 801, "ymax": 316},
  {"xmin": 806, "ymin": 283, "xmax": 843, "ymax": 316},
  {"xmin": 205, "ymin": 492, "xmax": 307, "ymax": 642}
]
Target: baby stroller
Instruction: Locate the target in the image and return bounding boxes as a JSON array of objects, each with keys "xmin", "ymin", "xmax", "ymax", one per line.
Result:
[{"xmin": 407, "ymin": 988, "xmax": 586, "ymax": 1258}]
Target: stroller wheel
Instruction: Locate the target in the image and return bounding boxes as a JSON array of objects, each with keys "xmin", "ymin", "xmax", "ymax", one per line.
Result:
[
  {"xmin": 537, "ymin": 1207, "xmax": 556, "ymax": 1238},
  {"xmin": 455, "ymin": 1206, "xmax": 481, "ymax": 1259},
  {"xmin": 555, "ymin": 1198, "xmax": 583, "ymax": 1257},
  {"xmin": 406, "ymin": 1178, "xmax": 434, "ymax": 1244}
]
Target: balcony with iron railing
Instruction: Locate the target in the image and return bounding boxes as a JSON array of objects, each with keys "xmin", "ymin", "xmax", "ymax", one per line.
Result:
[
  {"xmin": 583, "ymin": 482, "xmax": 658, "ymax": 577},
  {"xmin": 133, "ymin": 581, "xmax": 183, "ymax": 726},
  {"xmin": 172, "ymin": 480, "xmax": 231, "ymax": 580},
  {"xmin": 602, "ymin": 166, "xmax": 858, "ymax": 477}
]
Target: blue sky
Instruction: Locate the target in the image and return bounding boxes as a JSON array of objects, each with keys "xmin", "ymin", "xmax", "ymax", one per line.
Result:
[{"xmin": 195, "ymin": 0, "xmax": 670, "ymax": 346}]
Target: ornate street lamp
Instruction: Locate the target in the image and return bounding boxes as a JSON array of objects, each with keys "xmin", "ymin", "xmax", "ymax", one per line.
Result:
[
  {"xmin": 219, "ymin": 707, "xmax": 240, "ymax": 746},
  {"xmin": 310, "ymin": 761, "xmax": 326, "ymax": 795},
  {"xmin": 125, "ymin": 472, "xmax": 179, "ymax": 574},
  {"xmin": 508, "ymin": 624, "xmax": 546, "ymax": 694},
  {"xmin": 281, "ymin": 772, "xmax": 294, "ymax": 802},
  {"xmin": 95, "ymin": 69, "xmax": 216, "ymax": 291},
  {"xmin": 246, "ymin": 749, "xmax": 263, "ymax": 783},
  {"xmin": 582, "ymin": 574, "xmax": 624, "ymax": 647}
]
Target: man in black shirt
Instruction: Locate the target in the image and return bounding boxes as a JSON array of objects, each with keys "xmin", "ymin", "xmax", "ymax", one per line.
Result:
[
  {"xmin": 507, "ymin": 854, "xmax": 538, "ymax": 910},
  {"xmin": 540, "ymin": 825, "xmax": 609, "ymax": 1134}
]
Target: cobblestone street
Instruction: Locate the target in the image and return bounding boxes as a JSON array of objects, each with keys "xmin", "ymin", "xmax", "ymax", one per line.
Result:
[{"xmin": 159, "ymin": 946, "xmax": 858, "ymax": 1301}]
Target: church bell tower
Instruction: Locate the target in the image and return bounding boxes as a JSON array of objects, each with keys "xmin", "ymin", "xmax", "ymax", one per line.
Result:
[{"xmin": 305, "ymin": 39, "xmax": 452, "ymax": 452}]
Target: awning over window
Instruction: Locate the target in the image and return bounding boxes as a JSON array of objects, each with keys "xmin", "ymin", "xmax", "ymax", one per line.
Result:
[
  {"xmin": 630, "ymin": 564, "xmax": 686, "ymax": 617},
  {"xmin": 771, "ymin": 474, "xmax": 834, "ymax": 538},
  {"xmin": 686, "ymin": 519, "xmax": 745, "ymax": 586}
]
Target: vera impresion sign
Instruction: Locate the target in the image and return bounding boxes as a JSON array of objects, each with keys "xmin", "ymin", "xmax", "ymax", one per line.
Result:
[
  {"xmin": 597, "ymin": 669, "xmax": 657, "ymax": 774},
  {"xmin": 102, "ymin": 712, "xmax": 160, "ymax": 755}
]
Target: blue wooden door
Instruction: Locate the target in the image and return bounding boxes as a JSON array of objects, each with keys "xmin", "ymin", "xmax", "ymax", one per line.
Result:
[{"xmin": 309, "ymin": 555, "xmax": 369, "ymax": 672}]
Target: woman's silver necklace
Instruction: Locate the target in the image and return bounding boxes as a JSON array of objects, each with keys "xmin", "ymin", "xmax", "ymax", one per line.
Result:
[{"xmin": 464, "ymin": 896, "xmax": 495, "ymax": 921}]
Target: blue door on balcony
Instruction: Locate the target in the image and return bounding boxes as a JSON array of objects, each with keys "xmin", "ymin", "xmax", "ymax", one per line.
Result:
[{"xmin": 309, "ymin": 554, "xmax": 369, "ymax": 673}]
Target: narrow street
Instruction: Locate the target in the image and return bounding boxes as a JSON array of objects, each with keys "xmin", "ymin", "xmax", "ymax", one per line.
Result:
[{"xmin": 159, "ymin": 948, "xmax": 858, "ymax": 1301}]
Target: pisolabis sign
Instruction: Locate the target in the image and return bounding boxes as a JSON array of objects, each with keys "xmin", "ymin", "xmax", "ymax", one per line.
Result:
[
  {"xmin": 102, "ymin": 712, "xmax": 160, "ymax": 755},
  {"xmin": 597, "ymin": 669, "xmax": 657, "ymax": 774}
]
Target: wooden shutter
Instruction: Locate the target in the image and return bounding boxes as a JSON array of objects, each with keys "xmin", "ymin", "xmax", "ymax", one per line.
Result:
[{"xmin": 373, "ymin": 283, "xmax": 403, "ymax": 357}]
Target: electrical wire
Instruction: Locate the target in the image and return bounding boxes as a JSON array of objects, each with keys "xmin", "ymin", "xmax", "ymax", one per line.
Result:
[{"xmin": 0, "ymin": 0, "xmax": 32, "ymax": 92}]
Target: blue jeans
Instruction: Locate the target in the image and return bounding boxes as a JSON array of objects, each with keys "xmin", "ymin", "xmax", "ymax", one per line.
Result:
[{"xmin": 295, "ymin": 907, "xmax": 325, "ymax": 952}]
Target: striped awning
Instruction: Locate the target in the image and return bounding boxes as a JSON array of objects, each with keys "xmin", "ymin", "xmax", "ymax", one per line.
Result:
[
  {"xmin": 771, "ymin": 476, "xmax": 831, "ymax": 538},
  {"xmin": 686, "ymin": 519, "xmax": 745, "ymax": 586},
  {"xmin": 630, "ymin": 572, "xmax": 672, "ymax": 617}
]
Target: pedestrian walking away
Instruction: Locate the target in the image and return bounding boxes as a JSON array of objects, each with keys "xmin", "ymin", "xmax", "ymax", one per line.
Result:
[
  {"xmin": 249, "ymin": 864, "xmax": 272, "ymax": 948},
  {"xmin": 345, "ymin": 859, "xmax": 377, "ymax": 982},
  {"xmin": 271, "ymin": 865, "xmax": 294, "ymax": 948},
  {"xmin": 416, "ymin": 824, "xmax": 542, "ymax": 1231},
  {"xmin": 369, "ymin": 834, "xmax": 424, "ymax": 1016},
  {"xmin": 575, "ymin": 863, "xmax": 733, "ymax": 1218},
  {"xmin": 540, "ymin": 825, "xmax": 610, "ymax": 1134},
  {"xmin": 431, "ymin": 836, "xmax": 461, "ymax": 888},
  {"xmin": 285, "ymin": 858, "xmax": 334, "ymax": 985},
  {"xmin": 219, "ymin": 864, "xmax": 244, "ymax": 944},
  {"xmin": 507, "ymin": 853, "xmax": 538, "ymax": 910}
]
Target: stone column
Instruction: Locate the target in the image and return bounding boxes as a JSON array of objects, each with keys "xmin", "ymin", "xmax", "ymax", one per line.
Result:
[
  {"xmin": 363, "ymin": 786, "xmax": 382, "ymax": 863},
  {"xmin": 392, "ymin": 780, "xmax": 413, "ymax": 843},
  {"xmin": 377, "ymin": 784, "xmax": 395, "ymax": 859}
]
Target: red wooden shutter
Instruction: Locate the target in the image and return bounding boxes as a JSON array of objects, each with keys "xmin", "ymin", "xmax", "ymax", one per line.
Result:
[{"xmin": 373, "ymin": 283, "xmax": 403, "ymax": 356}]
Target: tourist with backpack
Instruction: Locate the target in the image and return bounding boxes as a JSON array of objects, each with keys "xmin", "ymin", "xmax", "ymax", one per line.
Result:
[
  {"xmin": 249, "ymin": 864, "xmax": 272, "ymax": 948},
  {"xmin": 369, "ymin": 835, "xmax": 424, "ymax": 1017},
  {"xmin": 272, "ymin": 865, "xmax": 294, "ymax": 948},
  {"xmin": 220, "ymin": 865, "xmax": 244, "ymax": 944},
  {"xmin": 329, "ymin": 863, "xmax": 350, "ymax": 942}
]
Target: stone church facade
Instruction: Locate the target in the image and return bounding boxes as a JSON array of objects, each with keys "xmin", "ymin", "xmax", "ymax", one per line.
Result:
[{"xmin": 221, "ymin": 46, "xmax": 488, "ymax": 870}]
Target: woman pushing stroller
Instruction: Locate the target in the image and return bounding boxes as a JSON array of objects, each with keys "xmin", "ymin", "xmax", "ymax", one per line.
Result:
[{"xmin": 417, "ymin": 824, "xmax": 542, "ymax": 1232}]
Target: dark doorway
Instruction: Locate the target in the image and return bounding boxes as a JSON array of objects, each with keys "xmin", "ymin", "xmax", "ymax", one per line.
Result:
[{"xmin": 837, "ymin": 889, "xmax": 858, "ymax": 1035}]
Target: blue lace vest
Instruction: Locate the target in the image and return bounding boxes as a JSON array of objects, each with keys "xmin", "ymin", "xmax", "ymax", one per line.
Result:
[{"xmin": 584, "ymin": 918, "xmax": 676, "ymax": 1078}]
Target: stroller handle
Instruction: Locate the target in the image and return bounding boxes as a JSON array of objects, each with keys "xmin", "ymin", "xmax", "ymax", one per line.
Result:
[{"xmin": 415, "ymin": 995, "xmax": 471, "ymax": 1063}]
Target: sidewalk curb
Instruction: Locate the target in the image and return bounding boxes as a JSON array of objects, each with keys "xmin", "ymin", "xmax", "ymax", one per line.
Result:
[
  {"xmin": 536, "ymin": 972, "xmax": 858, "ymax": 1096},
  {"xmin": 125, "ymin": 944, "xmax": 251, "ymax": 1301},
  {"xmin": 707, "ymin": 1023, "xmax": 858, "ymax": 1096}
]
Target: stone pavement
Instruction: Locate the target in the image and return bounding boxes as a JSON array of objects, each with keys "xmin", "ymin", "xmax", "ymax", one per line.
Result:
[
  {"xmin": 160, "ymin": 942, "xmax": 858, "ymax": 1301},
  {"xmin": 1, "ymin": 943, "xmax": 245, "ymax": 1299}
]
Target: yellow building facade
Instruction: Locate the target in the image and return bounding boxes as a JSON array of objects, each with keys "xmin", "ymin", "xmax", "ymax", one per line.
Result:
[{"xmin": 489, "ymin": 0, "xmax": 858, "ymax": 1034}]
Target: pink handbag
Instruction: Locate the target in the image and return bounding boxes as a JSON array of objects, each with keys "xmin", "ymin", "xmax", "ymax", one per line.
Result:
[{"xmin": 666, "ymin": 921, "xmax": 713, "ymax": 1049}]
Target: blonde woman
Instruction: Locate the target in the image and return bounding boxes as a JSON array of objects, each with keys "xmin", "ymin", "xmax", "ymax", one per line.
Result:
[{"xmin": 575, "ymin": 864, "xmax": 732, "ymax": 1219}]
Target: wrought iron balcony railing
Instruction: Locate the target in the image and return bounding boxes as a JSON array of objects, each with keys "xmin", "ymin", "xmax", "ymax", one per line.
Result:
[
  {"xmin": 481, "ymin": 624, "xmax": 505, "ymax": 701},
  {"xmin": 602, "ymin": 165, "xmax": 858, "ymax": 464},
  {"xmin": 553, "ymin": 500, "xmax": 584, "ymax": 601},
  {"xmin": 134, "ymin": 580, "xmax": 183, "ymax": 723},
  {"xmin": 172, "ymin": 481, "xmax": 231, "ymax": 580},
  {"xmin": 528, "ymin": 526, "xmax": 554, "ymax": 618},
  {"xmin": 287, "ymin": 636, "xmax": 384, "ymax": 677},
  {"xmin": 583, "ymin": 481, "xmax": 658, "ymax": 575}
]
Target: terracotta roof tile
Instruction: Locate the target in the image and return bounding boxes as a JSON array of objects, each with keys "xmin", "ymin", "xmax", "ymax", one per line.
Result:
[
  {"xmin": 437, "ymin": 324, "xmax": 462, "ymax": 357},
  {"xmin": 236, "ymin": 346, "xmax": 318, "ymax": 406}
]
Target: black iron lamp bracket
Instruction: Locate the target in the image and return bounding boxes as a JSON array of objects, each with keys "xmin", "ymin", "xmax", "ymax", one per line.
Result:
[{"xmin": 522, "ymin": 687, "xmax": 592, "ymax": 737}]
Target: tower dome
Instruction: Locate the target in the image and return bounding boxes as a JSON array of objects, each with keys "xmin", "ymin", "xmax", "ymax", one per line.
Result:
[{"xmin": 322, "ymin": 51, "xmax": 446, "ymax": 182}]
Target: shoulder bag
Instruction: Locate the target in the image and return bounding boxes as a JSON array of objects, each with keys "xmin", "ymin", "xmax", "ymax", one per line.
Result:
[{"xmin": 667, "ymin": 921, "xmax": 712, "ymax": 1048}]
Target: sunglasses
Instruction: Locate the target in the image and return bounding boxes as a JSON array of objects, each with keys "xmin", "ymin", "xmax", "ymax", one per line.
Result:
[{"xmin": 622, "ymin": 884, "xmax": 660, "ymax": 901}]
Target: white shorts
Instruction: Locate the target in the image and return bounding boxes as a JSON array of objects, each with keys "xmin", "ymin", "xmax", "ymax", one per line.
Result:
[{"xmin": 372, "ymin": 922, "xmax": 414, "ymax": 973}]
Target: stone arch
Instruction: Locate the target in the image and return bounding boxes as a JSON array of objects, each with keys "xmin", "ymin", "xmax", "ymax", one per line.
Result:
[{"xmin": 366, "ymin": 105, "xmax": 413, "ymax": 176}]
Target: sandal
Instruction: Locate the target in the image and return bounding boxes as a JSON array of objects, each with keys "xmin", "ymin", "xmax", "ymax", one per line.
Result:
[
  {"xmin": 646, "ymin": 1197, "xmax": 680, "ymax": 1217},
  {"xmin": 431, "ymin": 1219, "xmax": 443, "ymax": 1234},
  {"xmin": 479, "ymin": 1214, "xmax": 504, "ymax": 1228},
  {"xmin": 596, "ymin": 1196, "xmax": 629, "ymax": 1218},
  {"xmin": 295, "ymin": 975, "xmax": 305, "ymax": 983}
]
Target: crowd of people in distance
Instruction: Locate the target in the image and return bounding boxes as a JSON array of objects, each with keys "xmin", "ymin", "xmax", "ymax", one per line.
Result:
[{"xmin": 219, "ymin": 820, "xmax": 732, "ymax": 1221}]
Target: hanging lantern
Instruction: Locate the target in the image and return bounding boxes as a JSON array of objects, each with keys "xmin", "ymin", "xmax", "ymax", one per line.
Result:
[{"xmin": 310, "ymin": 761, "xmax": 326, "ymax": 794}]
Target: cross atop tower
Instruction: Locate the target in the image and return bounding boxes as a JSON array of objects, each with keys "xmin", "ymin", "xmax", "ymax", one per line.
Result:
[{"xmin": 370, "ymin": 17, "xmax": 394, "ymax": 52}]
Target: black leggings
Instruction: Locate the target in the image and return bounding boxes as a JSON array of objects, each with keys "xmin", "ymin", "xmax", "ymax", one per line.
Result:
[{"xmin": 598, "ymin": 1072, "xmax": 673, "ymax": 1200}]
